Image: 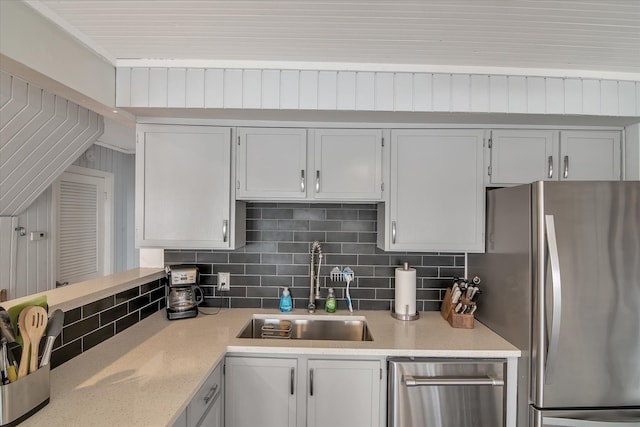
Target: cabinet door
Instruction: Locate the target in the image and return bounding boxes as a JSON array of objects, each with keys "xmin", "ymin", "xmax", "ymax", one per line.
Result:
[
  {"xmin": 307, "ymin": 359, "xmax": 382, "ymax": 427},
  {"xmin": 236, "ymin": 128, "xmax": 307, "ymax": 199},
  {"xmin": 489, "ymin": 130, "xmax": 557, "ymax": 184},
  {"xmin": 559, "ymin": 131, "xmax": 621, "ymax": 181},
  {"xmin": 188, "ymin": 362, "xmax": 223, "ymax": 427},
  {"xmin": 312, "ymin": 129, "xmax": 383, "ymax": 200},
  {"xmin": 225, "ymin": 357, "xmax": 297, "ymax": 427},
  {"xmin": 136, "ymin": 125, "xmax": 232, "ymax": 249},
  {"xmin": 389, "ymin": 130, "xmax": 485, "ymax": 252}
]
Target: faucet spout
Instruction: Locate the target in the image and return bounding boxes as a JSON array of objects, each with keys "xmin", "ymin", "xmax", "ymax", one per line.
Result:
[{"xmin": 308, "ymin": 241, "xmax": 323, "ymax": 313}]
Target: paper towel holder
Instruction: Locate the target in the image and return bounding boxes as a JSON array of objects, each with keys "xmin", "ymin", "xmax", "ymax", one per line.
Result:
[{"xmin": 391, "ymin": 262, "xmax": 420, "ymax": 321}]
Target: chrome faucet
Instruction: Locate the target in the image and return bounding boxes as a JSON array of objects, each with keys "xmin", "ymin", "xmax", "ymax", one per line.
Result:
[{"xmin": 308, "ymin": 241, "xmax": 323, "ymax": 313}]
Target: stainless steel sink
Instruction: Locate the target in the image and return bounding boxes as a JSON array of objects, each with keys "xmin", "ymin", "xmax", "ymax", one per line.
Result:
[{"xmin": 236, "ymin": 314, "xmax": 373, "ymax": 341}]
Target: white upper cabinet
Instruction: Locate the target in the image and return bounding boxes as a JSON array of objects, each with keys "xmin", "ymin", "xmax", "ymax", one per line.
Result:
[
  {"xmin": 381, "ymin": 129, "xmax": 485, "ymax": 253},
  {"xmin": 488, "ymin": 130, "xmax": 621, "ymax": 185},
  {"xmin": 236, "ymin": 128, "xmax": 308, "ymax": 199},
  {"xmin": 559, "ymin": 131, "xmax": 621, "ymax": 181},
  {"xmin": 236, "ymin": 127, "xmax": 384, "ymax": 201},
  {"xmin": 489, "ymin": 130, "xmax": 557, "ymax": 184},
  {"xmin": 312, "ymin": 129, "xmax": 383, "ymax": 200},
  {"xmin": 135, "ymin": 124, "xmax": 244, "ymax": 249}
]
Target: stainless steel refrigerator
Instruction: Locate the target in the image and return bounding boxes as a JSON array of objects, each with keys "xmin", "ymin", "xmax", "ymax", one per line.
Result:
[{"xmin": 468, "ymin": 181, "xmax": 640, "ymax": 427}]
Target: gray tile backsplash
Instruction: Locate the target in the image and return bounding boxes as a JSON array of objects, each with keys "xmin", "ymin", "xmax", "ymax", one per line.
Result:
[{"xmin": 165, "ymin": 203, "xmax": 465, "ymax": 312}]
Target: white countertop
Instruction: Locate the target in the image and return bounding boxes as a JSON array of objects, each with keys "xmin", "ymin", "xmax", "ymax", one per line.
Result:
[{"xmin": 20, "ymin": 307, "xmax": 519, "ymax": 426}]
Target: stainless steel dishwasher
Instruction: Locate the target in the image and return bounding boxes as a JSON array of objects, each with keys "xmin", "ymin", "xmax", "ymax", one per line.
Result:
[{"xmin": 388, "ymin": 358, "xmax": 506, "ymax": 427}]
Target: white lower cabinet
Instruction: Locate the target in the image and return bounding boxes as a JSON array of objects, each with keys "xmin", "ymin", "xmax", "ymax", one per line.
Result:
[
  {"xmin": 224, "ymin": 355, "xmax": 384, "ymax": 427},
  {"xmin": 186, "ymin": 362, "xmax": 224, "ymax": 427},
  {"xmin": 225, "ymin": 356, "xmax": 297, "ymax": 427},
  {"xmin": 306, "ymin": 359, "xmax": 382, "ymax": 427}
]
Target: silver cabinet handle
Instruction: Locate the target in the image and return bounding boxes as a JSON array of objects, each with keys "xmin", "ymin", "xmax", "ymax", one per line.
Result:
[
  {"xmin": 300, "ymin": 170, "xmax": 305, "ymax": 192},
  {"xmin": 315, "ymin": 170, "xmax": 320, "ymax": 193},
  {"xmin": 404, "ymin": 375, "xmax": 504, "ymax": 387},
  {"xmin": 547, "ymin": 156, "xmax": 553, "ymax": 179},
  {"xmin": 222, "ymin": 220, "xmax": 228, "ymax": 242},
  {"xmin": 290, "ymin": 367, "xmax": 295, "ymax": 395},
  {"xmin": 392, "ymin": 221, "xmax": 397, "ymax": 244},
  {"xmin": 309, "ymin": 368, "xmax": 314, "ymax": 396},
  {"xmin": 563, "ymin": 155, "xmax": 569, "ymax": 179},
  {"xmin": 203, "ymin": 383, "xmax": 219, "ymax": 404},
  {"xmin": 544, "ymin": 214, "xmax": 562, "ymax": 383}
]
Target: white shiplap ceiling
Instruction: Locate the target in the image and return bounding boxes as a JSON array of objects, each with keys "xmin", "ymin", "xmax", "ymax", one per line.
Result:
[{"xmin": 28, "ymin": 0, "xmax": 640, "ymax": 78}]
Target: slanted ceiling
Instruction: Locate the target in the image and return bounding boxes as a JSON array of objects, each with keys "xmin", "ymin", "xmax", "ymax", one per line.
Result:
[{"xmin": 0, "ymin": 71, "xmax": 104, "ymax": 216}]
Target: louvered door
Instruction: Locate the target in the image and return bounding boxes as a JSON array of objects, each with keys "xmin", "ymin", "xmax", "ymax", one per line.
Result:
[{"xmin": 54, "ymin": 170, "xmax": 108, "ymax": 284}]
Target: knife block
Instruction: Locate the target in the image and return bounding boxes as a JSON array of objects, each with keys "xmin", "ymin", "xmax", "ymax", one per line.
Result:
[
  {"xmin": 0, "ymin": 364, "xmax": 49, "ymax": 426},
  {"xmin": 440, "ymin": 288, "xmax": 475, "ymax": 329}
]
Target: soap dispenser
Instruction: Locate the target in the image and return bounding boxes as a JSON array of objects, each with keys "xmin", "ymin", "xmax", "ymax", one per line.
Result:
[
  {"xmin": 280, "ymin": 287, "xmax": 293, "ymax": 312},
  {"xmin": 325, "ymin": 288, "xmax": 337, "ymax": 313}
]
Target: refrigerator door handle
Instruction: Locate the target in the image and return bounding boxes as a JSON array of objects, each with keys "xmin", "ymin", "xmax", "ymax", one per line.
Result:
[{"xmin": 544, "ymin": 214, "xmax": 562, "ymax": 383}]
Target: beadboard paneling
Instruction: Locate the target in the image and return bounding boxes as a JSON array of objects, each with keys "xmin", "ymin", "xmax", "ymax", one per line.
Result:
[
  {"xmin": 0, "ymin": 72, "xmax": 104, "ymax": 217},
  {"xmin": 118, "ymin": 66, "xmax": 639, "ymax": 117}
]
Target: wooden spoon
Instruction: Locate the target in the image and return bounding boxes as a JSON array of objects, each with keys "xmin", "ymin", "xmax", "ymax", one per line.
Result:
[{"xmin": 17, "ymin": 306, "xmax": 48, "ymax": 378}]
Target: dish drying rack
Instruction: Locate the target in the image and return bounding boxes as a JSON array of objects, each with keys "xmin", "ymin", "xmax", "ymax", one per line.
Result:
[{"xmin": 330, "ymin": 266, "xmax": 355, "ymax": 312}]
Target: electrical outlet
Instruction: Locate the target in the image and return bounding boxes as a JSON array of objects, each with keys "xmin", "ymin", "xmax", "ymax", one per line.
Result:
[{"xmin": 217, "ymin": 272, "xmax": 230, "ymax": 291}]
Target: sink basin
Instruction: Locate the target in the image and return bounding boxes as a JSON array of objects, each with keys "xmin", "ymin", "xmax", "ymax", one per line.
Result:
[{"xmin": 237, "ymin": 314, "xmax": 373, "ymax": 341}]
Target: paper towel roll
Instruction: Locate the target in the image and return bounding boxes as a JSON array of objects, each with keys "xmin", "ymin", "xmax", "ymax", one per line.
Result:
[{"xmin": 394, "ymin": 266, "xmax": 416, "ymax": 315}]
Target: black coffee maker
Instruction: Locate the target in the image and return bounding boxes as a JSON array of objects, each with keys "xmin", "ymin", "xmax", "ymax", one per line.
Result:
[{"xmin": 165, "ymin": 266, "xmax": 204, "ymax": 320}]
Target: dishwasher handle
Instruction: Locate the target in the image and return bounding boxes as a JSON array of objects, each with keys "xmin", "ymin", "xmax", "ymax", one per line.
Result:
[{"xmin": 403, "ymin": 375, "xmax": 504, "ymax": 387}]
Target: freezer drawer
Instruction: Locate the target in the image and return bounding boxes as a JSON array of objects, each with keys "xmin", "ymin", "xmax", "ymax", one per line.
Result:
[
  {"xmin": 388, "ymin": 358, "xmax": 506, "ymax": 427},
  {"xmin": 530, "ymin": 407, "xmax": 640, "ymax": 426}
]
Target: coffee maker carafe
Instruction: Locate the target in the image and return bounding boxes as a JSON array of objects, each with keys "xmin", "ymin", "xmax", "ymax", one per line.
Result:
[{"xmin": 166, "ymin": 266, "xmax": 203, "ymax": 320}]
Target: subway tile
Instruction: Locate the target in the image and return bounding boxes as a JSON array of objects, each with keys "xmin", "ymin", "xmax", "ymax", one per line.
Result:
[
  {"xmin": 262, "ymin": 299, "xmax": 280, "ymax": 309},
  {"xmin": 358, "ymin": 209, "xmax": 377, "ymax": 220},
  {"xmin": 293, "ymin": 208, "xmax": 325, "ymax": 220},
  {"xmin": 229, "ymin": 253, "xmax": 261, "ymax": 264},
  {"xmin": 63, "ymin": 307, "xmax": 81, "ymax": 325},
  {"xmin": 63, "ymin": 315, "xmax": 100, "ymax": 343},
  {"xmin": 326, "ymin": 231, "xmax": 357, "ymax": 242},
  {"xmin": 83, "ymin": 325, "xmax": 115, "ymax": 351},
  {"xmin": 150, "ymin": 288, "xmax": 165, "ymax": 303},
  {"xmin": 359, "ymin": 300, "xmax": 391, "ymax": 311},
  {"xmin": 100, "ymin": 303, "xmax": 128, "ymax": 325},
  {"xmin": 83, "ymin": 296, "xmax": 115, "ymax": 317},
  {"xmin": 358, "ymin": 232, "xmax": 377, "ymax": 243},
  {"xmin": 116, "ymin": 288, "xmax": 139, "ymax": 305},
  {"xmin": 230, "ymin": 298, "xmax": 262, "ymax": 308},
  {"xmin": 245, "ymin": 242, "xmax": 278, "ymax": 253},
  {"xmin": 196, "ymin": 252, "xmax": 229, "ymax": 263},
  {"xmin": 293, "ymin": 231, "xmax": 325, "ymax": 242},
  {"xmin": 358, "ymin": 277, "xmax": 390, "ymax": 288},
  {"xmin": 246, "ymin": 231, "xmax": 262, "ymax": 241},
  {"xmin": 439, "ymin": 267, "xmax": 465, "ymax": 278},
  {"xmin": 246, "ymin": 264, "xmax": 277, "ymax": 275},
  {"xmin": 358, "ymin": 254, "xmax": 390, "ymax": 265},
  {"xmin": 277, "ymin": 242, "xmax": 309, "ymax": 253},
  {"xmin": 247, "ymin": 286, "xmax": 279, "ymax": 298},
  {"xmin": 262, "ymin": 208, "xmax": 294, "ymax": 219},
  {"xmin": 263, "ymin": 231, "xmax": 294, "ymax": 241},
  {"xmin": 324, "ymin": 254, "xmax": 358, "ymax": 266},
  {"xmin": 261, "ymin": 275, "xmax": 294, "ymax": 286},
  {"xmin": 51, "ymin": 339, "xmax": 82, "ymax": 369},
  {"xmin": 129, "ymin": 294, "xmax": 150, "ymax": 312},
  {"xmin": 247, "ymin": 219, "xmax": 278, "ymax": 231},
  {"xmin": 423, "ymin": 301, "xmax": 442, "ymax": 311},
  {"xmin": 342, "ymin": 220, "xmax": 375, "ymax": 232},
  {"xmin": 277, "ymin": 264, "xmax": 309, "ymax": 276},
  {"xmin": 199, "ymin": 274, "xmax": 216, "ymax": 285},
  {"xmin": 417, "ymin": 289, "xmax": 441, "ymax": 300},
  {"xmin": 309, "ymin": 220, "xmax": 342, "ymax": 231},
  {"xmin": 342, "ymin": 243, "xmax": 376, "ymax": 254},
  {"xmin": 246, "ymin": 208, "xmax": 262, "ymax": 219},
  {"xmin": 318, "ymin": 243, "xmax": 342, "ymax": 254},
  {"xmin": 326, "ymin": 209, "xmax": 358, "ymax": 220},
  {"xmin": 389, "ymin": 254, "xmax": 423, "ymax": 266},
  {"xmin": 262, "ymin": 253, "xmax": 293, "ymax": 264},
  {"xmin": 213, "ymin": 264, "xmax": 245, "ymax": 275},
  {"xmin": 164, "ymin": 251, "xmax": 196, "ymax": 263},
  {"xmin": 141, "ymin": 279, "xmax": 162, "ymax": 294},
  {"xmin": 140, "ymin": 302, "xmax": 160, "ymax": 320},
  {"xmin": 116, "ymin": 312, "xmax": 139, "ymax": 334}
]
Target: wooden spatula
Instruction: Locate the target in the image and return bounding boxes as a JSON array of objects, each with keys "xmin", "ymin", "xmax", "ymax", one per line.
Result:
[{"xmin": 17, "ymin": 306, "xmax": 48, "ymax": 378}]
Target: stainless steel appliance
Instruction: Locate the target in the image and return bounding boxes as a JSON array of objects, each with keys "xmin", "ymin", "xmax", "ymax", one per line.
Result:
[
  {"xmin": 388, "ymin": 358, "xmax": 506, "ymax": 427},
  {"xmin": 166, "ymin": 266, "xmax": 203, "ymax": 320},
  {"xmin": 468, "ymin": 181, "xmax": 640, "ymax": 427}
]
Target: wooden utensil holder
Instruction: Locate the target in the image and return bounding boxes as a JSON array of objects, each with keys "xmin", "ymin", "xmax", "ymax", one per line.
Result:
[{"xmin": 440, "ymin": 288, "xmax": 475, "ymax": 329}]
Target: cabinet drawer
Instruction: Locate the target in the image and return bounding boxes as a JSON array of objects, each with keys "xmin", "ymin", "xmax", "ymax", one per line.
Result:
[{"xmin": 187, "ymin": 362, "xmax": 222, "ymax": 427}]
